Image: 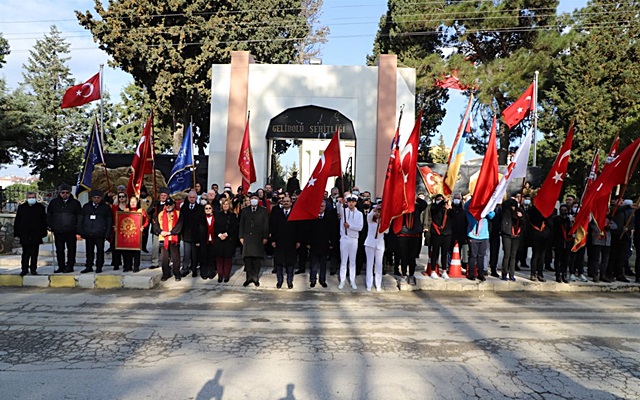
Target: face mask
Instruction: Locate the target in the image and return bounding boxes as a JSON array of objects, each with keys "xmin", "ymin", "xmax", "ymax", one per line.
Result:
[
  {"xmin": 201, "ymin": 199, "xmax": 208, "ymax": 205},
  {"xmin": 435, "ymin": 199, "xmax": 442, "ymax": 205},
  {"xmin": 524, "ymin": 199, "xmax": 531, "ymax": 206},
  {"xmin": 224, "ymin": 188, "xmax": 232, "ymax": 192},
  {"xmin": 250, "ymin": 199, "xmax": 259, "ymax": 206},
  {"xmin": 352, "ymin": 191, "xmax": 360, "ymax": 196},
  {"xmin": 27, "ymin": 198, "xmax": 36, "ymax": 205},
  {"xmin": 453, "ymin": 199, "xmax": 461, "ymax": 205},
  {"xmin": 363, "ymin": 204, "xmax": 370, "ymax": 210},
  {"xmin": 418, "ymin": 195, "xmax": 425, "ymax": 200}
]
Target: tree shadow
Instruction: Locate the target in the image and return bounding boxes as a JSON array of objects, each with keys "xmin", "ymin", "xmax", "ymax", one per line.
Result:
[{"xmin": 195, "ymin": 369, "xmax": 224, "ymax": 400}]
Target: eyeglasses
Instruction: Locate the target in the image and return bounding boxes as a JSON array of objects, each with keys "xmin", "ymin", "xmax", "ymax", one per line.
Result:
[
  {"xmin": 204, "ymin": 207, "xmax": 212, "ymax": 210},
  {"xmin": 118, "ymin": 195, "xmax": 126, "ymax": 198}
]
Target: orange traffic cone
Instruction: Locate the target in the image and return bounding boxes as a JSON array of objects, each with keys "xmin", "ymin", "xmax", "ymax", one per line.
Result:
[{"xmin": 448, "ymin": 242, "xmax": 465, "ymax": 278}]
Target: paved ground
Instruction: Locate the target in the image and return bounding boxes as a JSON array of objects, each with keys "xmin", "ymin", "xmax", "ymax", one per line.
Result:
[{"xmin": 0, "ymin": 288, "xmax": 639, "ymax": 399}]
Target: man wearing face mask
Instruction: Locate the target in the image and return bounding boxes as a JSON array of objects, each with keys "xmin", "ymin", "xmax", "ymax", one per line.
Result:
[
  {"xmin": 15, "ymin": 192, "xmax": 48, "ymax": 276},
  {"xmin": 178, "ymin": 190, "xmax": 206, "ymax": 278},
  {"xmin": 354, "ymin": 197, "xmax": 371, "ymax": 276},
  {"xmin": 270, "ymin": 196, "xmax": 298, "ymax": 289},
  {"xmin": 47, "ymin": 183, "xmax": 82, "ymax": 273},
  {"xmin": 239, "ymin": 192, "xmax": 269, "ymax": 287},
  {"xmin": 396, "ymin": 194, "xmax": 428, "ymax": 285}
]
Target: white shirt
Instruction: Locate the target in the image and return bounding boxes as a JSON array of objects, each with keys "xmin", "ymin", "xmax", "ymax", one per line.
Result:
[
  {"xmin": 364, "ymin": 211, "xmax": 386, "ymax": 250},
  {"xmin": 338, "ymin": 206, "xmax": 363, "ymax": 239}
]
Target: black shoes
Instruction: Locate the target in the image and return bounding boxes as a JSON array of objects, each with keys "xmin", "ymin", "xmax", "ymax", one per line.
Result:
[
  {"xmin": 243, "ymin": 280, "xmax": 250, "ymax": 287},
  {"xmin": 320, "ymin": 281, "xmax": 328, "ymax": 288},
  {"xmin": 161, "ymin": 276, "xmax": 169, "ymax": 281},
  {"xmin": 537, "ymin": 276, "xmax": 546, "ymax": 282},
  {"xmin": 272, "ymin": 268, "xmax": 277, "ymax": 274},
  {"xmin": 287, "ymin": 282, "xmax": 293, "ymax": 289},
  {"xmin": 254, "ymin": 281, "xmax": 260, "ymax": 287},
  {"xmin": 113, "ymin": 266, "xmax": 120, "ymax": 271},
  {"xmin": 54, "ymin": 268, "xmax": 64, "ymax": 273},
  {"xmin": 133, "ymin": 268, "xmax": 140, "ymax": 273},
  {"xmin": 310, "ymin": 282, "xmax": 316, "ymax": 288},
  {"xmin": 80, "ymin": 268, "xmax": 93, "ymax": 274},
  {"xmin": 468, "ymin": 275, "xmax": 476, "ymax": 281},
  {"xmin": 224, "ymin": 277, "xmax": 230, "ymax": 283},
  {"xmin": 218, "ymin": 276, "xmax": 223, "ymax": 283},
  {"xmin": 64, "ymin": 268, "xmax": 74, "ymax": 273},
  {"xmin": 96, "ymin": 268, "xmax": 103, "ymax": 274},
  {"xmin": 530, "ymin": 275, "xmax": 537, "ymax": 282},
  {"xmin": 180, "ymin": 270, "xmax": 190, "ymax": 278},
  {"xmin": 616, "ymin": 276, "xmax": 630, "ymax": 283},
  {"xmin": 192, "ymin": 271, "xmax": 198, "ymax": 278},
  {"xmin": 149, "ymin": 265, "xmax": 159, "ymax": 270},
  {"xmin": 490, "ymin": 271, "xmax": 500, "ymax": 278},
  {"xmin": 276, "ymin": 282, "xmax": 282, "ymax": 289},
  {"xmin": 19, "ymin": 271, "xmax": 28, "ymax": 277},
  {"xmin": 175, "ymin": 276, "xmax": 181, "ymax": 282},
  {"xmin": 478, "ymin": 274, "xmax": 486, "ymax": 282}
]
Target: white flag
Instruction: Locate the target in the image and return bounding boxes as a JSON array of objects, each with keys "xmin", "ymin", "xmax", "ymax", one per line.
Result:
[{"xmin": 481, "ymin": 127, "xmax": 533, "ymax": 218}]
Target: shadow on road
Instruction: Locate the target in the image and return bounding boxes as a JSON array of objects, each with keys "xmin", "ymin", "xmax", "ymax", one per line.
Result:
[{"xmin": 195, "ymin": 369, "xmax": 224, "ymax": 400}]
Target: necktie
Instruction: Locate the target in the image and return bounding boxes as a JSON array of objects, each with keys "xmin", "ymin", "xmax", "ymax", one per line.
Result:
[
  {"xmin": 285, "ymin": 210, "xmax": 289, "ymax": 217},
  {"xmin": 252, "ymin": 207, "xmax": 256, "ymax": 213},
  {"xmin": 190, "ymin": 204, "xmax": 194, "ymax": 210}
]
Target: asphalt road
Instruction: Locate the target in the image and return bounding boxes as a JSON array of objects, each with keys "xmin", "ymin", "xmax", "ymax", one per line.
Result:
[{"xmin": 0, "ymin": 288, "xmax": 639, "ymax": 399}]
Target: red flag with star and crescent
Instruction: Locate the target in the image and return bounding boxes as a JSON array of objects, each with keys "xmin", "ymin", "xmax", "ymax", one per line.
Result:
[
  {"xmin": 288, "ymin": 130, "xmax": 342, "ymax": 221},
  {"xmin": 502, "ymin": 83, "xmax": 534, "ymax": 129},
  {"xmin": 126, "ymin": 113, "xmax": 155, "ymax": 198},
  {"xmin": 533, "ymin": 123, "xmax": 574, "ymax": 218},
  {"xmin": 61, "ymin": 72, "xmax": 101, "ymax": 109}
]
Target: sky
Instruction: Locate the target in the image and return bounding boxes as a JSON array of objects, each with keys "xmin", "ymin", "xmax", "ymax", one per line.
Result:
[{"xmin": 0, "ymin": 0, "xmax": 588, "ymax": 177}]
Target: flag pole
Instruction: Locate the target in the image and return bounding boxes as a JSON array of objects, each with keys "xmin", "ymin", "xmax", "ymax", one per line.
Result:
[
  {"xmin": 532, "ymin": 71, "xmax": 539, "ymax": 167},
  {"xmin": 190, "ymin": 117, "xmax": 195, "ymax": 190},
  {"xmin": 580, "ymin": 148, "xmax": 599, "ymax": 204},
  {"xmin": 97, "ymin": 118, "xmax": 111, "ymax": 191},
  {"xmin": 99, "ymin": 64, "xmax": 105, "ymax": 148},
  {"xmin": 151, "ymin": 111, "xmax": 157, "ymax": 199}
]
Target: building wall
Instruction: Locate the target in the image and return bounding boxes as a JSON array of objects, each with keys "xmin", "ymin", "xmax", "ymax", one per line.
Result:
[{"xmin": 208, "ymin": 53, "xmax": 416, "ymax": 196}]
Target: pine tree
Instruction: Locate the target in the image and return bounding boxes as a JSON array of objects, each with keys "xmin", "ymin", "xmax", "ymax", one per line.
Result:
[{"xmin": 19, "ymin": 26, "xmax": 90, "ymax": 188}]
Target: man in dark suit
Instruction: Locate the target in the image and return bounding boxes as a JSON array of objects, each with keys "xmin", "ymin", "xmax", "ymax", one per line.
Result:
[
  {"xmin": 269, "ymin": 196, "xmax": 298, "ymax": 289},
  {"xmin": 78, "ymin": 190, "xmax": 112, "ymax": 274},
  {"xmin": 14, "ymin": 192, "xmax": 48, "ymax": 276},
  {"xmin": 178, "ymin": 190, "xmax": 205, "ymax": 278},
  {"xmin": 239, "ymin": 192, "xmax": 269, "ymax": 287},
  {"xmin": 306, "ymin": 201, "xmax": 338, "ymax": 288},
  {"xmin": 46, "ymin": 183, "xmax": 82, "ymax": 273}
]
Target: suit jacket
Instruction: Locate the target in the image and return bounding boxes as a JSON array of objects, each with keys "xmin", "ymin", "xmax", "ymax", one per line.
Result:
[
  {"xmin": 269, "ymin": 207, "xmax": 299, "ymax": 265},
  {"xmin": 15, "ymin": 202, "xmax": 48, "ymax": 245},
  {"xmin": 178, "ymin": 202, "xmax": 205, "ymax": 243},
  {"xmin": 239, "ymin": 206, "xmax": 269, "ymax": 257}
]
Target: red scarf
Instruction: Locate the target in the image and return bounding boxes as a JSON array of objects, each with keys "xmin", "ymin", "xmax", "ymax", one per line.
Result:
[
  {"xmin": 206, "ymin": 214, "xmax": 215, "ymax": 243},
  {"xmin": 161, "ymin": 209, "xmax": 180, "ymax": 249}
]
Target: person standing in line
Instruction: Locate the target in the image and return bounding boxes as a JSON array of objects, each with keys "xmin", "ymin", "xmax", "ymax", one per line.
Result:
[
  {"xmin": 397, "ymin": 196, "xmax": 428, "ymax": 285},
  {"xmin": 78, "ymin": 190, "xmax": 112, "ymax": 274},
  {"xmin": 46, "ymin": 183, "xmax": 81, "ymax": 273},
  {"xmin": 155, "ymin": 198, "xmax": 183, "ymax": 281},
  {"xmin": 238, "ymin": 192, "xmax": 269, "ymax": 287},
  {"xmin": 111, "ymin": 191, "xmax": 129, "ymax": 270},
  {"xmin": 179, "ymin": 190, "xmax": 206, "ymax": 278},
  {"xmin": 527, "ymin": 204, "xmax": 551, "ymax": 282},
  {"xmin": 213, "ymin": 198, "xmax": 239, "ymax": 283},
  {"xmin": 201, "ymin": 202, "xmax": 217, "ymax": 280},
  {"xmin": 14, "ymin": 192, "xmax": 48, "ymax": 276},
  {"xmin": 500, "ymin": 195, "xmax": 523, "ymax": 281},
  {"xmin": 552, "ymin": 204, "xmax": 573, "ymax": 283},
  {"xmin": 286, "ymin": 171, "xmax": 301, "ymax": 196},
  {"xmin": 337, "ymin": 194, "xmax": 363, "ymax": 290},
  {"xmin": 429, "ymin": 193, "xmax": 452, "ymax": 279},
  {"xmin": 269, "ymin": 196, "xmax": 298, "ymax": 289},
  {"xmin": 364, "ymin": 203, "xmax": 386, "ymax": 291},
  {"xmin": 589, "ymin": 214, "xmax": 615, "ymax": 283},
  {"xmin": 464, "ymin": 197, "xmax": 494, "ymax": 282},
  {"xmin": 146, "ymin": 188, "xmax": 170, "ymax": 269},
  {"xmin": 307, "ymin": 201, "xmax": 338, "ymax": 288},
  {"xmin": 488, "ymin": 203, "xmax": 502, "ymax": 278}
]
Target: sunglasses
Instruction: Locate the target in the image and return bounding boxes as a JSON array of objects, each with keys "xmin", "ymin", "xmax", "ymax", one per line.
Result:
[
  {"xmin": 118, "ymin": 195, "xmax": 126, "ymax": 198},
  {"xmin": 60, "ymin": 191, "xmax": 70, "ymax": 194},
  {"xmin": 205, "ymin": 207, "xmax": 213, "ymax": 210}
]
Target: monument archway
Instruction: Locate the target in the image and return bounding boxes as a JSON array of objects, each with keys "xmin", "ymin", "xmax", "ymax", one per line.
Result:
[{"xmin": 265, "ymin": 105, "xmax": 356, "ymax": 192}]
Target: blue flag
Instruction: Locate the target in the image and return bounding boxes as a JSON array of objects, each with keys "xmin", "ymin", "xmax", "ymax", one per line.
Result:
[
  {"xmin": 76, "ymin": 119, "xmax": 105, "ymax": 196},
  {"xmin": 168, "ymin": 123, "xmax": 195, "ymax": 195}
]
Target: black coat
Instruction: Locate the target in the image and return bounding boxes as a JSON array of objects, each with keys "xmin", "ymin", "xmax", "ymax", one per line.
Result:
[
  {"xmin": 212, "ymin": 210, "xmax": 239, "ymax": 258},
  {"xmin": 46, "ymin": 195, "xmax": 81, "ymax": 233},
  {"xmin": 398, "ymin": 198, "xmax": 428, "ymax": 235},
  {"xmin": 430, "ymin": 202, "xmax": 452, "ymax": 236},
  {"xmin": 238, "ymin": 206, "xmax": 269, "ymax": 257},
  {"xmin": 178, "ymin": 202, "xmax": 206, "ymax": 243},
  {"xmin": 78, "ymin": 201, "xmax": 112, "ymax": 239},
  {"xmin": 500, "ymin": 199, "xmax": 522, "ymax": 238},
  {"xmin": 306, "ymin": 208, "xmax": 339, "ymax": 255},
  {"xmin": 14, "ymin": 202, "xmax": 48, "ymax": 246},
  {"xmin": 269, "ymin": 207, "xmax": 299, "ymax": 265}
]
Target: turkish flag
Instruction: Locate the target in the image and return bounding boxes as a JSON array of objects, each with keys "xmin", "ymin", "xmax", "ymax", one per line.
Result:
[
  {"xmin": 605, "ymin": 135, "xmax": 620, "ymax": 164},
  {"xmin": 126, "ymin": 114, "xmax": 155, "ymax": 198},
  {"xmin": 468, "ymin": 116, "xmax": 499, "ymax": 221},
  {"xmin": 61, "ymin": 72, "xmax": 101, "ymax": 109},
  {"xmin": 570, "ymin": 137, "xmax": 640, "ymax": 250},
  {"xmin": 400, "ymin": 110, "xmax": 422, "ymax": 214},
  {"xmin": 533, "ymin": 123, "xmax": 574, "ymax": 218},
  {"xmin": 238, "ymin": 116, "xmax": 256, "ymax": 193},
  {"xmin": 418, "ymin": 165, "xmax": 442, "ymax": 196},
  {"xmin": 378, "ymin": 127, "xmax": 407, "ymax": 234},
  {"xmin": 288, "ymin": 130, "xmax": 342, "ymax": 221},
  {"xmin": 434, "ymin": 70, "xmax": 471, "ymax": 91},
  {"xmin": 502, "ymin": 83, "xmax": 534, "ymax": 128}
]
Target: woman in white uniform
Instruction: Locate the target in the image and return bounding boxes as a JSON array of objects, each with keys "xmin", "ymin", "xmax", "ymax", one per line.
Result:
[{"xmin": 364, "ymin": 203, "xmax": 387, "ymax": 291}]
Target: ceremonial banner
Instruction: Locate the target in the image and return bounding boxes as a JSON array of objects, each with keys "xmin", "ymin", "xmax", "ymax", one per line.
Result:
[{"xmin": 115, "ymin": 212, "xmax": 143, "ymax": 250}]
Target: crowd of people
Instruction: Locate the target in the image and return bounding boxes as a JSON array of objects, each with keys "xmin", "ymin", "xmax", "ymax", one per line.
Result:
[{"xmin": 12, "ymin": 180, "xmax": 640, "ymax": 289}]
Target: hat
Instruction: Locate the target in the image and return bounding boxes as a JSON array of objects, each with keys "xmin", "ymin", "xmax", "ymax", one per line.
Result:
[
  {"xmin": 623, "ymin": 199, "xmax": 633, "ymax": 206},
  {"xmin": 58, "ymin": 183, "xmax": 72, "ymax": 192},
  {"xmin": 164, "ymin": 198, "xmax": 175, "ymax": 206},
  {"xmin": 249, "ymin": 192, "xmax": 259, "ymax": 198},
  {"xmin": 346, "ymin": 195, "xmax": 358, "ymax": 201},
  {"xmin": 159, "ymin": 187, "xmax": 170, "ymax": 194},
  {"xmin": 117, "ymin": 184, "xmax": 126, "ymax": 191},
  {"xmin": 237, "ymin": 186, "xmax": 244, "ymax": 191},
  {"xmin": 89, "ymin": 189, "xmax": 103, "ymax": 198}
]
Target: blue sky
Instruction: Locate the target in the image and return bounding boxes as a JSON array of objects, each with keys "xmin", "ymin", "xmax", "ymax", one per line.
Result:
[{"xmin": 0, "ymin": 0, "xmax": 588, "ymax": 176}]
